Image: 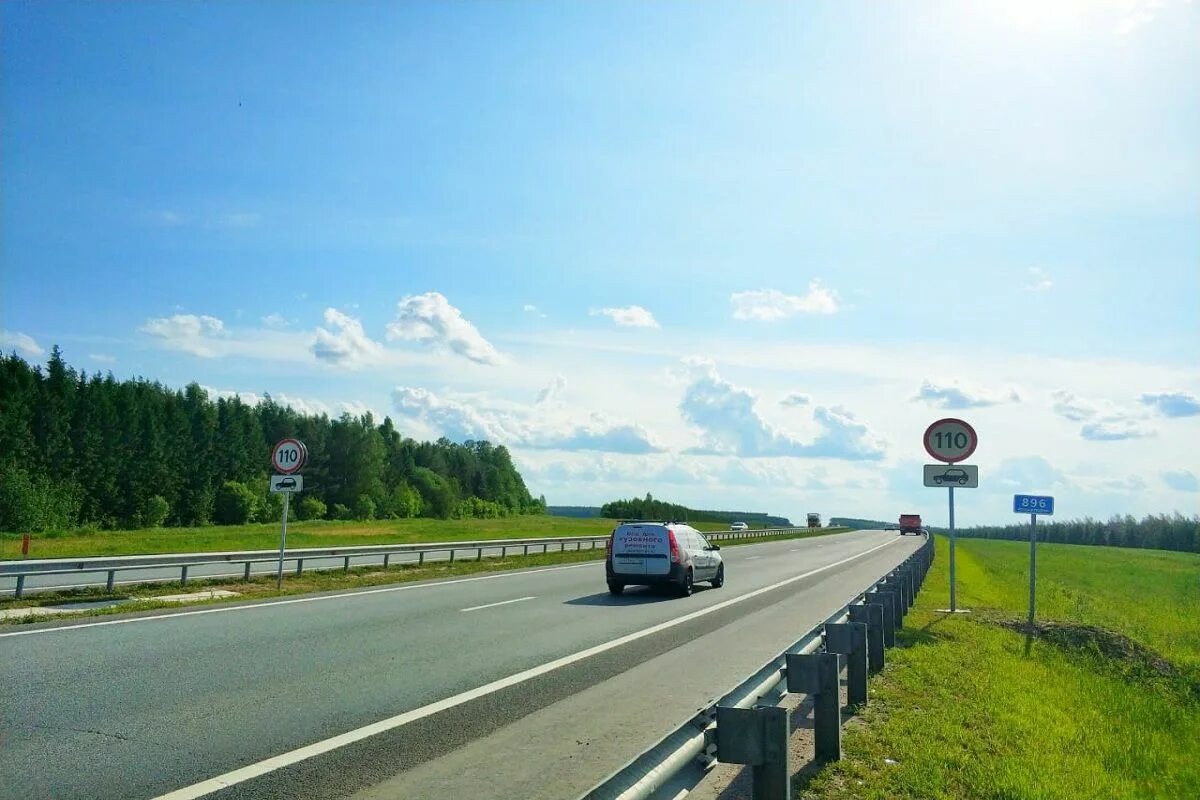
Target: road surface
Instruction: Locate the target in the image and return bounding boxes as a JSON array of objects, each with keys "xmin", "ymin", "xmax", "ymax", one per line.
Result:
[{"xmin": 0, "ymin": 529, "xmax": 920, "ymax": 800}]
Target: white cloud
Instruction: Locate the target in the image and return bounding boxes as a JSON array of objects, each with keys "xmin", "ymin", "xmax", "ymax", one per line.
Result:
[
  {"xmin": 262, "ymin": 313, "xmax": 290, "ymax": 329},
  {"xmin": 536, "ymin": 375, "xmax": 567, "ymax": 405},
  {"xmin": 1025, "ymin": 267, "xmax": 1053, "ymax": 292},
  {"xmin": 781, "ymin": 393, "xmax": 811, "ymax": 407},
  {"xmin": 139, "ymin": 314, "xmax": 226, "ymax": 357},
  {"xmin": 387, "ymin": 292, "xmax": 503, "ymax": 365},
  {"xmin": 0, "ymin": 330, "xmax": 45, "ymax": 359},
  {"xmin": 1051, "ymin": 390, "xmax": 1096, "ymax": 421},
  {"xmin": 1139, "ymin": 391, "xmax": 1200, "ymax": 418},
  {"xmin": 730, "ymin": 282, "xmax": 839, "ymax": 321},
  {"xmin": 1051, "ymin": 390, "xmax": 1156, "ymax": 440},
  {"xmin": 88, "ymin": 353, "xmax": 117, "ymax": 364},
  {"xmin": 1113, "ymin": 0, "xmax": 1185, "ymax": 35},
  {"xmin": 915, "ymin": 380, "xmax": 1020, "ymax": 409},
  {"xmin": 392, "ymin": 386, "xmax": 663, "ymax": 454},
  {"xmin": 590, "ymin": 305, "xmax": 660, "ymax": 329},
  {"xmin": 310, "ymin": 308, "xmax": 385, "ymax": 370},
  {"xmin": 1080, "ymin": 417, "xmax": 1155, "ymax": 441},
  {"xmin": 523, "ymin": 304, "xmax": 547, "ymax": 318},
  {"xmin": 678, "ymin": 360, "xmax": 884, "ymax": 460}
]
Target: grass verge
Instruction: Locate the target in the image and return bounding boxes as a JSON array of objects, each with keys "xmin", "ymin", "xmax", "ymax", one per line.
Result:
[
  {"xmin": 0, "ymin": 516, "xmax": 817, "ymax": 560},
  {"xmin": 0, "ymin": 526, "xmax": 850, "ymax": 625},
  {"xmin": 799, "ymin": 536, "xmax": 1200, "ymax": 800}
]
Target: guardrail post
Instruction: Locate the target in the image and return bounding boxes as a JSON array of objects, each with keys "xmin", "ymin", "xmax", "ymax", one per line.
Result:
[
  {"xmin": 477, "ymin": 547, "xmax": 483, "ymax": 561},
  {"xmin": 449, "ymin": 549, "xmax": 456, "ymax": 563},
  {"xmin": 891, "ymin": 574, "xmax": 910, "ymax": 620},
  {"xmin": 343, "ymin": 556, "xmax": 351, "ymax": 572},
  {"xmin": 866, "ymin": 590, "xmax": 898, "ymax": 645},
  {"xmin": 501, "ymin": 546, "xmax": 507, "ymax": 559},
  {"xmin": 523, "ymin": 544, "xmax": 529, "ymax": 556},
  {"xmin": 383, "ymin": 553, "xmax": 390, "ymax": 568},
  {"xmin": 180, "ymin": 565, "xmax": 189, "ymax": 586},
  {"xmin": 243, "ymin": 562, "xmax": 251, "ymax": 581},
  {"xmin": 826, "ymin": 622, "xmax": 868, "ymax": 707},
  {"xmin": 851, "ymin": 603, "xmax": 885, "ymax": 674},
  {"xmin": 716, "ymin": 705, "xmax": 791, "ymax": 800},
  {"xmin": 786, "ymin": 652, "xmax": 841, "ymax": 762},
  {"xmin": 296, "ymin": 559, "xmax": 304, "ymax": 576},
  {"xmin": 16, "ymin": 574, "xmax": 25, "ymax": 598},
  {"xmin": 106, "ymin": 570, "xmax": 116, "ymax": 592},
  {"xmin": 419, "ymin": 551, "xmax": 426, "ymax": 566}
]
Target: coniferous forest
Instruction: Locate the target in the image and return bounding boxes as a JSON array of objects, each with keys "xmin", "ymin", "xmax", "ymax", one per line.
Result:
[{"xmin": 0, "ymin": 349, "xmax": 545, "ymax": 532}]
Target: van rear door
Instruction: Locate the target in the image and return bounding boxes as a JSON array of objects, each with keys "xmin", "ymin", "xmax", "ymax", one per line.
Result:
[{"xmin": 612, "ymin": 524, "xmax": 671, "ymax": 576}]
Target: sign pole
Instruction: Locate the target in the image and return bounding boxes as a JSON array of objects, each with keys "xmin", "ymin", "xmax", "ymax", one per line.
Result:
[
  {"xmin": 948, "ymin": 482, "xmax": 956, "ymax": 612},
  {"xmin": 1027, "ymin": 513, "xmax": 1037, "ymax": 627},
  {"xmin": 276, "ymin": 492, "xmax": 290, "ymax": 591}
]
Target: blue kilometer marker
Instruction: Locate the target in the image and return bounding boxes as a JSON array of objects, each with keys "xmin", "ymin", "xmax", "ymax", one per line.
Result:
[{"xmin": 1013, "ymin": 494, "xmax": 1054, "ymax": 516}]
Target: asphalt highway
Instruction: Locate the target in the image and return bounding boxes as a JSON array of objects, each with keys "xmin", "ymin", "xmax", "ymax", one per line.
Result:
[{"xmin": 0, "ymin": 529, "xmax": 921, "ymax": 800}]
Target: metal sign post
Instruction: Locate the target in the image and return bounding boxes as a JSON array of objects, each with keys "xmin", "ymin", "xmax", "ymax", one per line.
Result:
[
  {"xmin": 1013, "ymin": 494, "xmax": 1054, "ymax": 627},
  {"xmin": 923, "ymin": 418, "xmax": 979, "ymax": 614},
  {"xmin": 277, "ymin": 493, "xmax": 290, "ymax": 591},
  {"xmin": 270, "ymin": 438, "xmax": 307, "ymax": 592}
]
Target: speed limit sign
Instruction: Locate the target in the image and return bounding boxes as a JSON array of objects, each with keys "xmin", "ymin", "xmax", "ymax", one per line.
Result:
[
  {"xmin": 923, "ymin": 418, "xmax": 978, "ymax": 463},
  {"xmin": 271, "ymin": 438, "xmax": 308, "ymax": 475}
]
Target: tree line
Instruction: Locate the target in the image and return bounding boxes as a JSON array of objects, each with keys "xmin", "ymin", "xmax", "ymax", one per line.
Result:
[
  {"xmin": 599, "ymin": 494, "xmax": 791, "ymax": 527},
  {"xmin": 832, "ymin": 515, "xmax": 1198, "ymax": 553},
  {"xmin": 953, "ymin": 514, "xmax": 1198, "ymax": 554},
  {"xmin": 0, "ymin": 348, "xmax": 545, "ymax": 532}
]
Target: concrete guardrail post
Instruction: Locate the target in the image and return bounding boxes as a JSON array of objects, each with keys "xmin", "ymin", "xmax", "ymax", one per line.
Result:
[
  {"xmin": 716, "ymin": 704, "xmax": 791, "ymax": 800},
  {"xmin": 106, "ymin": 570, "xmax": 116, "ymax": 592},
  {"xmin": 786, "ymin": 651, "xmax": 842, "ymax": 762},
  {"xmin": 180, "ymin": 565, "xmax": 189, "ymax": 586},
  {"xmin": 825, "ymin": 622, "xmax": 868, "ymax": 707},
  {"xmin": 851, "ymin": 602, "xmax": 885, "ymax": 674}
]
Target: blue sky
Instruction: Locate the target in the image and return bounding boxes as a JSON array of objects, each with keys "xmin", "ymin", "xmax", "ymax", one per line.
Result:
[{"xmin": 3, "ymin": 1, "xmax": 1198, "ymax": 524}]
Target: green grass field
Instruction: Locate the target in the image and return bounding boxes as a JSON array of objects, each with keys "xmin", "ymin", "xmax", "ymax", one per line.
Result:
[
  {"xmin": 800, "ymin": 536, "xmax": 1200, "ymax": 800},
  {"xmin": 0, "ymin": 515, "xmax": 768, "ymax": 560}
]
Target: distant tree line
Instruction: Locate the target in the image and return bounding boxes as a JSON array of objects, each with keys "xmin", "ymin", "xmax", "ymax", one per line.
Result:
[
  {"xmin": 0, "ymin": 349, "xmax": 545, "ymax": 532},
  {"xmin": 599, "ymin": 494, "xmax": 791, "ymax": 527},
  {"xmin": 954, "ymin": 514, "xmax": 1198, "ymax": 554},
  {"xmin": 832, "ymin": 515, "xmax": 1198, "ymax": 554}
]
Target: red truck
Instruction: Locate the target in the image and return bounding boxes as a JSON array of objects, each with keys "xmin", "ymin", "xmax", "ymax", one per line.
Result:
[{"xmin": 898, "ymin": 514, "xmax": 923, "ymax": 536}]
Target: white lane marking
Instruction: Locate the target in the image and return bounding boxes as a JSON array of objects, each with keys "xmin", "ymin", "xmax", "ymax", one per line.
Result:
[
  {"xmin": 460, "ymin": 596, "xmax": 536, "ymax": 613},
  {"xmin": 744, "ymin": 556, "xmax": 762, "ymax": 560},
  {"xmin": 0, "ymin": 562, "xmax": 599, "ymax": 639},
  {"xmin": 150, "ymin": 536, "xmax": 904, "ymax": 800},
  {"xmin": 789, "ymin": 548, "xmax": 802, "ymax": 552}
]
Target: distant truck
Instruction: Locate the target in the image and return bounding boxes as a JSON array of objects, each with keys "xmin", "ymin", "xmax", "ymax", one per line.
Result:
[
  {"xmin": 898, "ymin": 514, "xmax": 922, "ymax": 535},
  {"xmin": 806, "ymin": 513, "xmax": 821, "ymax": 528}
]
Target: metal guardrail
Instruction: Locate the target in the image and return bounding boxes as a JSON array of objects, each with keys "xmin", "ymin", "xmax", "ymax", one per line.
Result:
[
  {"xmin": 580, "ymin": 532, "xmax": 935, "ymax": 800},
  {"xmin": 0, "ymin": 526, "xmax": 827, "ymax": 598}
]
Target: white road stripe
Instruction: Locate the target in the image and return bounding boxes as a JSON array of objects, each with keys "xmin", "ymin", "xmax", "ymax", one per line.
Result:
[
  {"xmin": 460, "ymin": 596, "xmax": 536, "ymax": 613},
  {"xmin": 744, "ymin": 556, "xmax": 762, "ymax": 560},
  {"xmin": 150, "ymin": 536, "xmax": 904, "ymax": 800},
  {"xmin": 0, "ymin": 562, "xmax": 599, "ymax": 639}
]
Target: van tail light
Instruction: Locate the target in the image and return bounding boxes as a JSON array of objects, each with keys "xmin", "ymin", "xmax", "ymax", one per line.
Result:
[{"xmin": 667, "ymin": 529, "xmax": 681, "ymax": 564}]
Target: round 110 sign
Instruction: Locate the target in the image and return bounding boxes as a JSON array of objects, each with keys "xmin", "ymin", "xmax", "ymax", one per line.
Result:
[
  {"xmin": 923, "ymin": 418, "xmax": 978, "ymax": 463},
  {"xmin": 271, "ymin": 438, "xmax": 308, "ymax": 475}
]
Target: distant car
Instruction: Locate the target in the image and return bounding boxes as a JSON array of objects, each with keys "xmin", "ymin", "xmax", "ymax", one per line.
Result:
[
  {"xmin": 606, "ymin": 522, "xmax": 724, "ymax": 597},
  {"xmin": 275, "ymin": 477, "xmax": 297, "ymax": 489},
  {"xmin": 933, "ymin": 468, "xmax": 970, "ymax": 486},
  {"xmin": 730, "ymin": 521, "xmax": 749, "ymax": 531}
]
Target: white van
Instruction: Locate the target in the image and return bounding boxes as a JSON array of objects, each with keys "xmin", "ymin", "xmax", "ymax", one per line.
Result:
[{"xmin": 605, "ymin": 522, "xmax": 724, "ymax": 597}]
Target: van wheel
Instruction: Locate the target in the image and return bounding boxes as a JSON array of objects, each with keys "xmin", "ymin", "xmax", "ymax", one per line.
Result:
[
  {"xmin": 711, "ymin": 564, "xmax": 724, "ymax": 588},
  {"xmin": 607, "ymin": 581, "xmax": 625, "ymax": 596},
  {"xmin": 677, "ymin": 569, "xmax": 693, "ymax": 597}
]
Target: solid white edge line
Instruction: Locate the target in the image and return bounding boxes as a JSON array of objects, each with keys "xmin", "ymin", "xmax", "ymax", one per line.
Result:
[
  {"xmin": 0, "ymin": 562, "xmax": 600, "ymax": 638},
  {"xmin": 150, "ymin": 535, "xmax": 908, "ymax": 800},
  {"xmin": 460, "ymin": 596, "xmax": 536, "ymax": 613}
]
